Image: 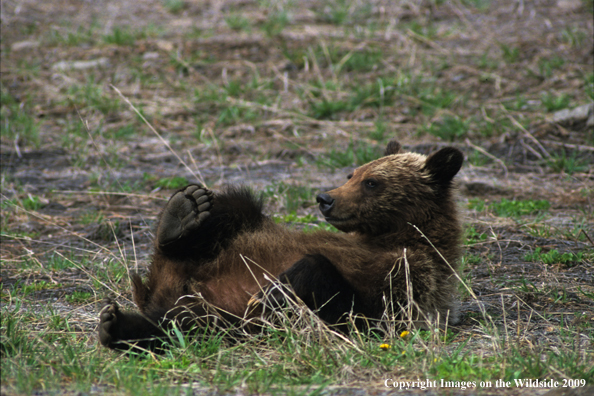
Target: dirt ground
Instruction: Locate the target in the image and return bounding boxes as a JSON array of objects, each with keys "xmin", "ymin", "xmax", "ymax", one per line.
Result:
[{"xmin": 1, "ymin": 0, "xmax": 593, "ymax": 395}]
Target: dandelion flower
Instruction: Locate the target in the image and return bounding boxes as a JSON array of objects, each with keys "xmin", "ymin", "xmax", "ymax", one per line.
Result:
[
  {"xmin": 400, "ymin": 330, "xmax": 410, "ymax": 338},
  {"xmin": 379, "ymin": 343, "xmax": 391, "ymax": 350}
]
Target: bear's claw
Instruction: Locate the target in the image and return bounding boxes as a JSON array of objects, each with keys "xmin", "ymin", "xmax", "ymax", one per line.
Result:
[
  {"xmin": 98, "ymin": 298, "xmax": 119, "ymax": 347},
  {"xmin": 157, "ymin": 184, "xmax": 213, "ymax": 247}
]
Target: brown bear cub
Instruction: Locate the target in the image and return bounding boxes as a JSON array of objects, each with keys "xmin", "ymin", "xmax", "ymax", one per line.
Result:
[{"xmin": 99, "ymin": 140, "xmax": 464, "ymax": 350}]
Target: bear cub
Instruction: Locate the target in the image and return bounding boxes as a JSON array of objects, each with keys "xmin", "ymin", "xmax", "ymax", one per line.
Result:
[{"xmin": 99, "ymin": 140, "xmax": 464, "ymax": 350}]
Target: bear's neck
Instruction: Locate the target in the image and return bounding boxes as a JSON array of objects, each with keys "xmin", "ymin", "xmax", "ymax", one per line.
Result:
[{"xmin": 363, "ymin": 207, "xmax": 462, "ymax": 266}]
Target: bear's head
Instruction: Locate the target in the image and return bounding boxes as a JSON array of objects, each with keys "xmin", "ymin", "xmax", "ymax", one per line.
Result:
[{"xmin": 316, "ymin": 140, "xmax": 463, "ymax": 236}]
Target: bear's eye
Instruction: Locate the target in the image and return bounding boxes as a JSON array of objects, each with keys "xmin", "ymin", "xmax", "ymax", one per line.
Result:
[{"xmin": 364, "ymin": 179, "xmax": 378, "ymax": 188}]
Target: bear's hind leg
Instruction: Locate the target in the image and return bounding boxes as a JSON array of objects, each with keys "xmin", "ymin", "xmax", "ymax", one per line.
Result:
[
  {"xmin": 155, "ymin": 185, "xmax": 265, "ymax": 259},
  {"xmin": 156, "ymin": 185, "xmax": 212, "ymax": 249},
  {"xmin": 99, "ymin": 299, "xmax": 167, "ymax": 351}
]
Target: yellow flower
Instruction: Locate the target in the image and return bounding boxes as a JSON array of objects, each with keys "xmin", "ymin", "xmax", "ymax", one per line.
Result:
[
  {"xmin": 400, "ymin": 330, "xmax": 410, "ymax": 338},
  {"xmin": 379, "ymin": 343, "xmax": 391, "ymax": 350}
]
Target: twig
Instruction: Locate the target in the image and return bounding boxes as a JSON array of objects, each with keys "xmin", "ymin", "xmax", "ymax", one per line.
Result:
[
  {"xmin": 541, "ymin": 140, "xmax": 594, "ymax": 152},
  {"xmin": 111, "ymin": 85, "xmax": 202, "ymax": 183},
  {"xmin": 465, "ymin": 138, "xmax": 508, "ymax": 177},
  {"xmin": 506, "ymin": 113, "xmax": 551, "ymax": 158}
]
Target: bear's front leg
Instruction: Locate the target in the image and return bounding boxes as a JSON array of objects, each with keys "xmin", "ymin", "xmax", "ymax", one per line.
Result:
[
  {"xmin": 156, "ymin": 185, "xmax": 213, "ymax": 250},
  {"xmin": 254, "ymin": 254, "xmax": 369, "ymax": 329},
  {"xmin": 99, "ymin": 298, "xmax": 167, "ymax": 351}
]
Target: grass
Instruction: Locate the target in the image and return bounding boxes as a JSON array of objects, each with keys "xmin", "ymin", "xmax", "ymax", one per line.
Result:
[
  {"xmin": 541, "ymin": 92, "xmax": 571, "ymax": 112},
  {"xmin": 523, "ymin": 248, "xmax": 585, "ymax": 267},
  {"xmin": 468, "ymin": 198, "xmax": 551, "ymax": 218},
  {"xmin": 264, "ymin": 182, "xmax": 316, "ymax": 212},
  {"xmin": 423, "ymin": 116, "xmax": 469, "ymax": 141},
  {"xmin": 0, "ymin": 88, "xmax": 40, "ymax": 147},
  {"xmin": 317, "ymin": 140, "xmax": 383, "ymax": 168},
  {"xmin": 1, "ymin": 1, "xmax": 593, "ymax": 395},
  {"xmin": 2, "ymin": 285, "xmax": 591, "ymax": 395}
]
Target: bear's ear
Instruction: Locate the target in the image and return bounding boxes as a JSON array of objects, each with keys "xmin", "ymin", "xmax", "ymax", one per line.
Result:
[
  {"xmin": 424, "ymin": 147, "xmax": 464, "ymax": 184},
  {"xmin": 384, "ymin": 139, "xmax": 403, "ymax": 156}
]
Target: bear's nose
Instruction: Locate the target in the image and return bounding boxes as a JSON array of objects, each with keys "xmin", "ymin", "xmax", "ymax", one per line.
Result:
[{"xmin": 316, "ymin": 193, "xmax": 335, "ymax": 217}]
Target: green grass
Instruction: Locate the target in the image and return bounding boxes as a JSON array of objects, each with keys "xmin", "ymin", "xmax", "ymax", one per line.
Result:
[
  {"xmin": 225, "ymin": 14, "xmax": 252, "ymax": 32},
  {"xmin": 102, "ymin": 27, "xmax": 145, "ymax": 46},
  {"xmin": 541, "ymin": 92, "xmax": 571, "ymax": 112},
  {"xmin": 66, "ymin": 77, "xmax": 120, "ymax": 115},
  {"xmin": 264, "ymin": 182, "xmax": 315, "ymax": 212},
  {"xmin": 538, "ymin": 56, "xmax": 565, "ymax": 79},
  {"xmin": 261, "ymin": 11, "xmax": 289, "ymax": 37},
  {"xmin": 162, "ymin": 0, "xmax": 186, "ymax": 14},
  {"xmin": 0, "ymin": 88, "xmax": 40, "ymax": 147},
  {"xmin": 469, "ymin": 198, "xmax": 551, "ymax": 218},
  {"xmin": 317, "ymin": 140, "xmax": 382, "ymax": 168},
  {"xmin": 524, "ymin": 248, "xmax": 584, "ymax": 267},
  {"xmin": 500, "ymin": 44, "xmax": 520, "ymax": 64},
  {"xmin": 547, "ymin": 150, "xmax": 589, "ymax": 174},
  {"xmin": 423, "ymin": 116, "xmax": 469, "ymax": 141},
  {"xmin": 464, "ymin": 225, "xmax": 488, "ymax": 245},
  {"xmin": 2, "ymin": 296, "xmax": 591, "ymax": 395},
  {"xmin": 151, "ymin": 176, "xmax": 190, "ymax": 190}
]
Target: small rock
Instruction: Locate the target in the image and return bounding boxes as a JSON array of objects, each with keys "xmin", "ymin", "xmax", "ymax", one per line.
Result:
[
  {"xmin": 142, "ymin": 52, "xmax": 160, "ymax": 60},
  {"xmin": 11, "ymin": 40, "xmax": 40, "ymax": 51},
  {"xmin": 553, "ymin": 103, "xmax": 593, "ymax": 127},
  {"xmin": 556, "ymin": 0, "xmax": 582, "ymax": 11},
  {"xmin": 52, "ymin": 57, "xmax": 109, "ymax": 71},
  {"xmin": 155, "ymin": 40, "xmax": 174, "ymax": 52}
]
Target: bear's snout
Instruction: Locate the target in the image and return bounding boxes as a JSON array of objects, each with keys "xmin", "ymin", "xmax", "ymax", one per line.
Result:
[{"xmin": 316, "ymin": 193, "xmax": 335, "ymax": 217}]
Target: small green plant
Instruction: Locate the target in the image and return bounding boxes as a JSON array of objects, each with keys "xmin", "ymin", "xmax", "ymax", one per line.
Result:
[
  {"xmin": 0, "ymin": 89, "xmax": 40, "ymax": 147},
  {"xmin": 48, "ymin": 24, "xmax": 96, "ymax": 46},
  {"xmin": 309, "ymin": 99, "xmax": 350, "ymax": 120},
  {"xmin": 490, "ymin": 198, "xmax": 550, "ymax": 217},
  {"xmin": 547, "ymin": 150, "xmax": 588, "ymax": 174},
  {"xmin": 80, "ymin": 211, "xmax": 105, "ymax": 225},
  {"xmin": 503, "ymin": 95, "xmax": 529, "ymax": 111},
  {"xmin": 65, "ymin": 291, "xmax": 93, "ymax": 304},
  {"xmin": 264, "ymin": 183, "xmax": 315, "ymax": 212},
  {"xmin": 407, "ymin": 21, "xmax": 438, "ymax": 39},
  {"xmin": 524, "ymin": 248, "xmax": 584, "ymax": 267},
  {"xmin": 162, "ymin": 0, "xmax": 186, "ymax": 13},
  {"xmin": 350, "ymin": 78, "xmax": 398, "ymax": 110},
  {"xmin": 541, "ymin": 92, "xmax": 570, "ymax": 112},
  {"xmin": 560, "ymin": 26, "xmax": 587, "ymax": 47},
  {"xmin": 500, "ymin": 44, "xmax": 520, "ymax": 63},
  {"xmin": 477, "ymin": 51, "xmax": 498, "ymax": 69},
  {"xmin": 340, "ymin": 48, "xmax": 383, "ymax": 72},
  {"xmin": 21, "ymin": 195, "xmax": 45, "ymax": 211},
  {"xmin": 538, "ymin": 56, "xmax": 565, "ymax": 79},
  {"xmin": 318, "ymin": 140, "xmax": 382, "ymax": 168},
  {"xmin": 261, "ymin": 11, "xmax": 289, "ymax": 37},
  {"xmin": 461, "ymin": 0, "xmax": 490, "ymax": 10},
  {"xmin": 424, "ymin": 116, "xmax": 469, "ymax": 142},
  {"xmin": 225, "ymin": 14, "xmax": 252, "ymax": 31},
  {"xmin": 464, "ymin": 225, "xmax": 488, "ymax": 245},
  {"xmin": 66, "ymin": 77, "xmax": 120, "ymax": 114},
  {"xmin": 153, "ymin": 176, "xmax": 189, "ymax": 190},
  {"xmin": 102, "ymin": 27, "xmax": 143, "ymax": 46},
  {"xmin": 417, "ymin": 87, "xmax": 458, "ymax": 116}
]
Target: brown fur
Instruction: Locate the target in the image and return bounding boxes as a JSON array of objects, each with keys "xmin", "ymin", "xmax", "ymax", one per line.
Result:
[{"xmin": 99, "ymin": 140, "xmax": 464, "ymax": 350}]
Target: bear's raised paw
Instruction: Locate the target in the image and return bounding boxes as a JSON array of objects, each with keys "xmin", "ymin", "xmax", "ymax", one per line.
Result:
[
  {"xmin": 99, "ymin": 298, "xmax": 120, "ymax": 348},
  {"xmin": 157, "ymin": 185, "xmax": 213, "ymax": 247}
]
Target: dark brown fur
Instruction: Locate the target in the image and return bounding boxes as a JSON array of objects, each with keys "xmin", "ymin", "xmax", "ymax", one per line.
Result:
[{"xmin": 98, "ymin": 140, "xmax": 464, "ymax": 350}]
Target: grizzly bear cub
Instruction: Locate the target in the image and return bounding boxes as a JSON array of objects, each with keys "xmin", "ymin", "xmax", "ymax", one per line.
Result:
[{"xmin": 99, "ymin": 140, "xmax": 464, "ymax": 350}]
